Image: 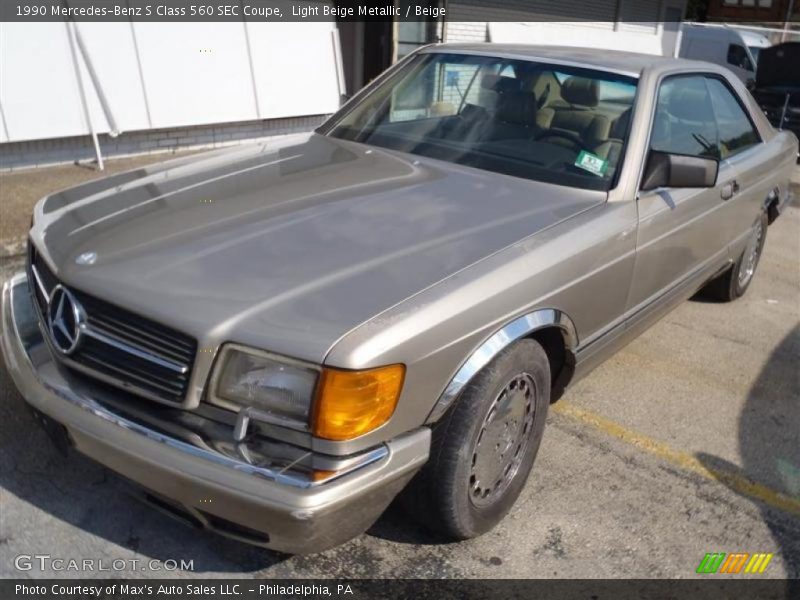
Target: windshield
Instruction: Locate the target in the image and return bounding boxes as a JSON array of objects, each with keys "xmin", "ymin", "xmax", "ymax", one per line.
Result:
[
  {"xmin": 327, "ymin": 53, "xmax": 638, "ymax": 191},
  {"xmin": 748, "ymin": 46, "xmax": 761, "ymax": 65}
]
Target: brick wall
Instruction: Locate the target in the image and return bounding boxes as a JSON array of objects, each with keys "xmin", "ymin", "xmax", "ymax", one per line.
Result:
[
  {"xmin": 0, "ymin": 115, "xmax": 328, "ymax": 172},
  {"xmin": 444, "ymin": 21, "xmax": 490, "ymax": 43}
]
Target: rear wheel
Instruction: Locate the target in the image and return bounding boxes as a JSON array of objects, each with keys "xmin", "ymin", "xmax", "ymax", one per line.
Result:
[
  {"xmin": 406, "ymin": 339, "xmax": 550, "ymax": 539},
  {"xmin": 704, "ymin": 211, "xmax": 768, "ymax": 302}
]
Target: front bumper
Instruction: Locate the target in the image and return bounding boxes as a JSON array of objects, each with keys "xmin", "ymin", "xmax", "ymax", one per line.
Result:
[{"xmin": 1, "ymin": 273, "xmax": 430, "ymax": 554}]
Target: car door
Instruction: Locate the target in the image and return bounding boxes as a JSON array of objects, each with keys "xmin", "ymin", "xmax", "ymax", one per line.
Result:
[
  {"xmin": 704, "ymin": 76, "xmax": 768, "ymax": 253},
  {"xmin": 626, "ymin": 74, "xmax": 733, "ymax": 321}
]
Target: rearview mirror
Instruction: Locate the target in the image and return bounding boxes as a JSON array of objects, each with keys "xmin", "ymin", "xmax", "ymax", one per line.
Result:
[{"xmin": 641, "ymin": 151, "xmax": 719, "ymax": 191}]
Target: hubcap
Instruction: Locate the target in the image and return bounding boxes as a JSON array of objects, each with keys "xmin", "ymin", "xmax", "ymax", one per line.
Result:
[
  {"xmin": 738, "ymin": 219, "xmax": 764, "ymax": 287},
  {"xmin": 469, "ymin": 373, "xmax": 536, "ymax": 507}
]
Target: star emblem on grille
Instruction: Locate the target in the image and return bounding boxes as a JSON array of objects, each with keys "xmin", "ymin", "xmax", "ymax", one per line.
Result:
[{"xmin": 46, "ymin": 285, "xmax": 85, "ymax": 355}]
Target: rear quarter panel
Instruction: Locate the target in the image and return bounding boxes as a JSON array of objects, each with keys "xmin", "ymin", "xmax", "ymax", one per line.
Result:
[{"xmin": 727, "ymin": 129, "xmax": 798, "ymax": 258}]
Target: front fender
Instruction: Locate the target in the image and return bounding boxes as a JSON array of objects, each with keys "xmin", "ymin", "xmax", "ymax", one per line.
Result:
[{"xmin": 425, "ymin": 308, "xmax": 578, "ymax": 423}]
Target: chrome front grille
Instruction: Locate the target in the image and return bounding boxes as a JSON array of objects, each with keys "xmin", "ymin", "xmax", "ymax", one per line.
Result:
[{"xmin": 27, "ymin": 242, "xmax": 197, "ymax": 405}]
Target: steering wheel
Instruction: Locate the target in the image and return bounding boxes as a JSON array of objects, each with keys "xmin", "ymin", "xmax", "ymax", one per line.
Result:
[{"xmin": 535, "ymin": 130, "xmax": 584, "ymax": 152}]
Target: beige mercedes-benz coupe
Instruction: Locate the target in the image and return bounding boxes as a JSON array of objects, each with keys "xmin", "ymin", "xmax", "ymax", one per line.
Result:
[{"xmin": 2, "ymin": 45, "xmax": 797, "ymax": 553}]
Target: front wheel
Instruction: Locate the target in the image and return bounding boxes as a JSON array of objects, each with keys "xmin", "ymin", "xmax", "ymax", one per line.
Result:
[{"xmin": 406, "ymin": 339, "xmax": 550, "ymax": 539}]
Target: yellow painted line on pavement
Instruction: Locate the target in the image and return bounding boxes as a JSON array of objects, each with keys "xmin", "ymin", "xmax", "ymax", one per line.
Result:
[{"xmin": 552, "ymin": 401, "xmax": 800, "ymax": 518}]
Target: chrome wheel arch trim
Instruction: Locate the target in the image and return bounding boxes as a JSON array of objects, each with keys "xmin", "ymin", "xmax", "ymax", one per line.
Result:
[{"xmin": 426, "ymin": 309, "xmax": 578, "ymax": 423}]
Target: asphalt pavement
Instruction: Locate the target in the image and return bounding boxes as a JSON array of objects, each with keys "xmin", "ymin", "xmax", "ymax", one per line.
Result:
[{"xmin": 0, "ymin": 162, "xmax": 798, "ymax": 580}]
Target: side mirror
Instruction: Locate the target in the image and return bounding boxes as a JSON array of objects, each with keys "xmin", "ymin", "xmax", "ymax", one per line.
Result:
[{"xmin": 641, "ymin": 151, "xmax": 719, "ymax": 191}]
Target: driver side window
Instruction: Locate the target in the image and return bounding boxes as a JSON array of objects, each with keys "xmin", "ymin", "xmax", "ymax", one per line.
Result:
[{"xmin": 651, "ymin": 75, "xmax": 720, "ymax": 159}]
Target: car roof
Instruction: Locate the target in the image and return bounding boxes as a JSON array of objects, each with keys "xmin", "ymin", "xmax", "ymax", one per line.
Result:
[
  {"xmin": 738, "ymin": 29, "xmax": 771, "ymax": 46},
  {"xmin": 423, "ymin": 43, "xmax": 703, "ymax": 78},
  {"xmin": 680, "ymin": 24, "xmax": 737, "ymax": 41}
]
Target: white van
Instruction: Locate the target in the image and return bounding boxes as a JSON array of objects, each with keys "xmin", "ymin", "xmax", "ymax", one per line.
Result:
[
  {"xmin": 679, "ymin": 24, "xmax": 771, "ymax": 87},
  {"xmin": 739, "ymin": 29, "xmax": 773, "ymax": 66}
]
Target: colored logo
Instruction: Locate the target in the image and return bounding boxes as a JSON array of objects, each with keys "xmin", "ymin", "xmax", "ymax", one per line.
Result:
[{"xmin": 696, "ymin": 552, "xmax": 774, "ymax": 574}]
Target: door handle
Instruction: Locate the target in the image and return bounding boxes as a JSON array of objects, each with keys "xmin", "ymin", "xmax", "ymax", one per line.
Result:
[{"xmin": 720, "ymin": 180, "xmax": 739, "ymax": 200}]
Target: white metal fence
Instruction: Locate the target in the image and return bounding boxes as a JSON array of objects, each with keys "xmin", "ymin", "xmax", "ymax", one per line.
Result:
[{"xmin": 0, "ymin": 21, "xmax": 343, "ymax": 151}]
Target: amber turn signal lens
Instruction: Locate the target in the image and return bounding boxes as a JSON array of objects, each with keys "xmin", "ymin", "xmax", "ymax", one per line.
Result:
[
  {"xmin": 312, "ymin": 364, "xmax": 405, "ymax": 441},
  {"xmin": 310, "ymin": 469, "xmax": 337, "ymax": 483}
]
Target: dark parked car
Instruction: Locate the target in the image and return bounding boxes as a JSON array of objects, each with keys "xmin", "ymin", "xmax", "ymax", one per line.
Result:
[{"xmin": 752, "ymin": 42, "xmax": 800, "ymax": 144}]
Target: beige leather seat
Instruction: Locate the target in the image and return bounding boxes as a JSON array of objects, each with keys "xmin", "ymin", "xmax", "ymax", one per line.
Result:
[
  {"xmin": 480, "ymin": 74, "xmax": 540, "ymax": 141},
  {"xmin": 537, "ymin": 77, "xmax": 611, "ymax": 150},
  {"xmin": 594, "ymin": 108, "xmax": 631, "ymax": 165}
]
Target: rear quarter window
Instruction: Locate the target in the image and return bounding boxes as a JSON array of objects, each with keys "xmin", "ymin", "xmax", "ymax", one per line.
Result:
[{"xmin": 705, "ymin": 77, "xmax": 761, "ymax": 158}]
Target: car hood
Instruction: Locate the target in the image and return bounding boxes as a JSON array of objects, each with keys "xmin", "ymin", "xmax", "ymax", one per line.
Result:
[
  {"xmin": 33, "ymin": 133, "xmax": 604, "ymax": 364},
  {"xmin": 756, "ymin": 43, "xmax": 800, "ymax": 91}
]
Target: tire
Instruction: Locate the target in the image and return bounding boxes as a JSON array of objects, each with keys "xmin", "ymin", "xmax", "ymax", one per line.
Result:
[
  {"xmin": 405, "ymin": 339, "xmax": 550, "ymax": 539},
  {"xmin": 704, "ymin": 211, "xmax": 768, "ymax": 302}
]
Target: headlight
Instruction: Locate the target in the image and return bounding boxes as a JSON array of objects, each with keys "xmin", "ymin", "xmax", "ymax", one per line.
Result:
[
  {"xmin": 210, "ymin": 345, "xmax": 319, "ymax": 429},
  {"xmin": 210, "ymin": 344, "xmax": 405, "ymax": 440}
]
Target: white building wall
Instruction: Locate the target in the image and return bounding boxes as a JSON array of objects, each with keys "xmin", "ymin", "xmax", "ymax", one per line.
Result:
[
  {"xmin": 444, "ymin": 0, "xmax": 685, "ymax": 56},
  {"xmin": 0, "ymin": 21, "xmax": 342, "ymax": 170},
  {"xmin": 487, "ymin": 22, "xmax": 667, "ymax": 55},
  {"xmin": 0, "ymin": 21, "xmax": 342, "ymax": 144}
]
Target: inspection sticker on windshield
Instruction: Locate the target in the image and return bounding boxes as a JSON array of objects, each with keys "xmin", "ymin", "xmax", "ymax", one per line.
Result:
[{"xmin": 575, "ymin": 151, "xmax": 608, "ymax": 176}]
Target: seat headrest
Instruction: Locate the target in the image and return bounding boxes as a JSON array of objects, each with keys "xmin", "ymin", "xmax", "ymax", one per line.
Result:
[
  {"xmin": 496, "ymin": 91, "xmax": 538, "ymax": 126},
  {"xmin": 481, "ymin": 74, "xmax": 523, "ymax": 95},
  {"xmin": 561, "ymin": 77, "xmax": 600, "ymax": 107}
]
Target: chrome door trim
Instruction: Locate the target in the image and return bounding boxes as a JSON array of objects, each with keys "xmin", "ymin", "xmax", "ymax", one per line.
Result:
[{"xmin": 426, "ymin": 309, "xmax": 578, "ymax": 423}]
